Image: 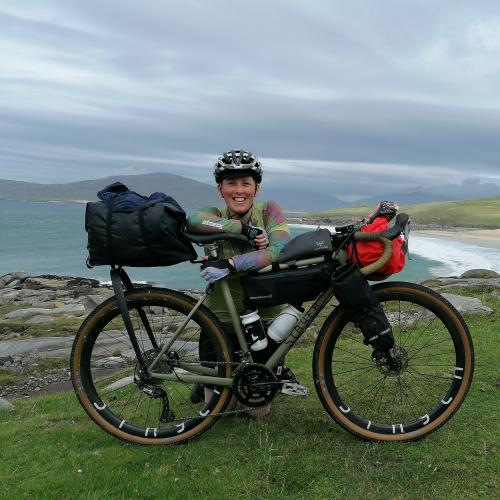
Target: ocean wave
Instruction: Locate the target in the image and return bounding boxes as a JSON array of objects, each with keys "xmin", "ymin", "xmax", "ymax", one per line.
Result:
[{"xmin": 410, "ymin": 234, "xmax": 500, "ymax": 276}]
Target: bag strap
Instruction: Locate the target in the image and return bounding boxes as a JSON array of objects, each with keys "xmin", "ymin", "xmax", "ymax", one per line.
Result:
[
  {"xmin": 138, "ymin": 207, "xmax": 160, "ymax": 261},
  {"xmin": 351, "ymin": 239, "xmax": 363, "ymax": 269},
  {"xmin": 106, "ymin": 197, "xmax": 117, "ymax": 265}
]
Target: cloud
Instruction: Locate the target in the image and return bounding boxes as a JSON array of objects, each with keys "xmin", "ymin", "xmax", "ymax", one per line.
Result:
[{"xmin": 0, "ymin": 0, "xmax": 499, "ymax": 197}]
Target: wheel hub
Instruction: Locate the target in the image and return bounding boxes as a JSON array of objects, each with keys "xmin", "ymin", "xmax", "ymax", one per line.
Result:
[{"xmin": 373, "ymin": 346, "xmax": 409, "ymax": 377}]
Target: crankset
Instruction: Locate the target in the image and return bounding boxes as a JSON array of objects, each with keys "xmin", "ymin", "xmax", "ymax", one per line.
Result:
[{"xmin": 231, "ymin": 363, "xmax": 278, "ymax": 408}]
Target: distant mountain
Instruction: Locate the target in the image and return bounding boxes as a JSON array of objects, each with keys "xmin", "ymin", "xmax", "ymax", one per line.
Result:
[
  {"xmin": 0, "ymin": 173, "xmax": 348, "ymax": 211},
  {"xmin": 353, "ymin": 178, "xmax": 500, "ymax": 207},
  {"xmin": 354, "ymin": 187, "xmax": 454, "ymax": 206},
  {"xmin": 0, "ymin": 173, "xmax": 221, "ymax": 208}
]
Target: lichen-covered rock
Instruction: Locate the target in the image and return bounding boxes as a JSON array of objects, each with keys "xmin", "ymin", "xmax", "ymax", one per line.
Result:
[
  {"xmin": 0, "ymin": 290, "xmax": 21, "ymax": 305},
  {"xmin": 442, "ymin": 293, "xmax": 493, "ymax": 315},
  {"xmin": 0, "ymin": 397, "xmax": 14, "ymax": 412},
  {"xmin": 52, "ymin": 304, "xmax": 86, "ymax": 315},
  {"xmin": 460, "ymin": 269, "xmax": 500, "ymax": 279},
  {"xmin": 28, "ymin": 315, "xmax": 56, "ymax": 324},
  {"xmin": 4, "ymin": 308, "xmax": 54, "ymax": 320}
]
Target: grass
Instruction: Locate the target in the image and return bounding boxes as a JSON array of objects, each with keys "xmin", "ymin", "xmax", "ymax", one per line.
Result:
[
  {"xmin": 0, "ymin": 316, "xmax": 83, "ymax": 338},
  {"xmin": 0, "ymin": 293, "xmax": 498, "ymax": 499},
  {"xmin": 0, "ymin": 368, "xmax": 23, "ymax": 387},
  {"xmin": 301, "ymin": 195, "xmax": 500, "ymax": 229}
]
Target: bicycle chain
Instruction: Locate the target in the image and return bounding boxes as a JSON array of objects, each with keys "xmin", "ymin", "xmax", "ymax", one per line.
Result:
[{"xmin": 174, "ymin": 359, "xmax": 277, "ymax": 418}]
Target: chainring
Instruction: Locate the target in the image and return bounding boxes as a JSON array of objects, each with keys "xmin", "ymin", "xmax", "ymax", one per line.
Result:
[{"xmin": 231, "ymin": 363, "xmax": 278, "ymax": 407}]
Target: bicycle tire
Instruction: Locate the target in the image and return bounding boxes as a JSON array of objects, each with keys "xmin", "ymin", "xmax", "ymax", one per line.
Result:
[
  {"xmin": 71, "ymin": 287, "xmax": 235, "ymax": 445},
  {"xmin": 313, "ymin": 282, "xmax": 474, "ymax": 442}
]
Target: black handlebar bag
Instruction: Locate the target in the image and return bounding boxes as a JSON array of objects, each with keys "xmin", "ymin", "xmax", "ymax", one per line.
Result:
[{"xmin": 85, "ymin": 200, "xmax": 197, "ymax": 267}]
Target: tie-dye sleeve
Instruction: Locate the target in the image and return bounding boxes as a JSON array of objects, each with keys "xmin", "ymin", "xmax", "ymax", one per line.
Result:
[
  {"xmin": 231, "ymin": 201, "xmax": 290, "ymax": 272},
  {"xmin": 186, "ymin": 207, "xmax": 241, "ymax": 233}
]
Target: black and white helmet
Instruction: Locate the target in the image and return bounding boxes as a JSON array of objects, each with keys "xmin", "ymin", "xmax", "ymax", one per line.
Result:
[{"xmin": 213, "ymin": 149, "xmax": 263, "ymax": 183}]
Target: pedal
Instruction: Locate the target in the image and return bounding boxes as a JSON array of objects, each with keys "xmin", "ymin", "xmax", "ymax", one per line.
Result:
[{"xmin": 281, "ymin": 382, "xmax": 308, "ymax": 397}]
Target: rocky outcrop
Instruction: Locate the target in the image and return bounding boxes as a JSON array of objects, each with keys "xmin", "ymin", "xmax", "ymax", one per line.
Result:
[
  {"xmin": 460, "ymin": 269, "xmax": 500, "ymax": 279},
  {"xmin": 0, "ymin": 397, "xmax": 14, "ymax": 411},
  {"xmin": 441, "ymin": 293, "xmax": 493, "ymax": 315},
  {"xmin": 0, "ymin": 272, "xmax": 112, "ymax": 325}
]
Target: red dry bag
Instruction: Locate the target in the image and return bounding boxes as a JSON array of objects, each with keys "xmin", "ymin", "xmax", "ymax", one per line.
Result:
[{"xmin": 347, "ymin": 217, "xmax": 407, "ymax": 280}]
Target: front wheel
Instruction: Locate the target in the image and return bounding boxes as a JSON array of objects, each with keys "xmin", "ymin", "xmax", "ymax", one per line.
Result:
[
  {"xmin": 71, "ymin": 287, "xmax": 235, "ymax": 445},
  {"xmin": 313, "ymin": 282, "xmax": 474, "ymax": 442}
]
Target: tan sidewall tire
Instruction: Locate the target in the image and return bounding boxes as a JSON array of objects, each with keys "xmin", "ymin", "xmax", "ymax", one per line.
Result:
[
  {"xmin": 314, "ymin": 283, "xmax": 474, "ymax": 442},
  {"xmin": 71, "ymin": 288, "xmax": 234, "ymax": 445}
]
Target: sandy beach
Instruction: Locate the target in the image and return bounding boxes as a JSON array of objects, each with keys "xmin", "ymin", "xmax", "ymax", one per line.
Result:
[{"xmin": 414, "ymin": 229, "xmax": 500, "ymax": 250}]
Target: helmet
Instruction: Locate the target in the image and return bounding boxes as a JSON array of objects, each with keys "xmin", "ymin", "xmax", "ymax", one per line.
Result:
[{"xmin": 213, "ymin": 149, "xmax": 263, "ymax": 183}]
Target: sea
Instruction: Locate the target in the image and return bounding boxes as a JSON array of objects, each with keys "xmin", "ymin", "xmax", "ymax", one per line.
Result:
[{"xmin": 1, "ymin": 200, "xmax": 500, "ymax": 290}]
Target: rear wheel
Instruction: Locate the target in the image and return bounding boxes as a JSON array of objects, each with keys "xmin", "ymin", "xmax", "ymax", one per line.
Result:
[
  {"xmin": 71, "ymin": 287, "xmax": 235, "ymax": 445},
  {"xmin": 313, "ymin": 282, "xmax": 474, "ymax": 442}
]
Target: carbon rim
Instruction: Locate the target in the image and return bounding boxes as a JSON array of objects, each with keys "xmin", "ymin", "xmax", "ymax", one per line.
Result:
[
  {"xmin": 314, "ymin": 284, "xmax": 474, "ymax": 441},
  {"xmin": 71, "ymin": 288, "xmax": 233, "ymax": 444}
]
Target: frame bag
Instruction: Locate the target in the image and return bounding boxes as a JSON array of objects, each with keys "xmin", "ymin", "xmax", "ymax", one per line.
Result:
[
  {"xmin": 241, "ymin": 262, "xmax": 334, "ymax": 308},
  {"xmin": 85, "ymin": 200, "xmax": 197, "ymax": 267}
]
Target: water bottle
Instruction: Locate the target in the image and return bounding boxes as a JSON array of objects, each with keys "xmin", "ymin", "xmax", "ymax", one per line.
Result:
[
  {"xmin": 267, "ymin": 304, "xmax": 303, "ymax": 343},
  {"xmin": 240, "ymin": 309, "xmax": 268, "ymax": 351}
]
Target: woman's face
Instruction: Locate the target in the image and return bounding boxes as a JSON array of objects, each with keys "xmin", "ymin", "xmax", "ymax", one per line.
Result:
[{"xmin": 219, "ymin": 175, "xmax": 259, "ymax": 215}]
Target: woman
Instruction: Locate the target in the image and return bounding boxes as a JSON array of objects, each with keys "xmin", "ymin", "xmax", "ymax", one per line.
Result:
[{"xmin": 187, "ymin": 149, "xmax": 306, "ymax": 414}]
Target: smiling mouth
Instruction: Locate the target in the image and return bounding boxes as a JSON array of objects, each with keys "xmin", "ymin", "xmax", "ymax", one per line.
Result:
[{"xmin": 232, "ymin": 197, "xmax": 247, "ymax": 202}]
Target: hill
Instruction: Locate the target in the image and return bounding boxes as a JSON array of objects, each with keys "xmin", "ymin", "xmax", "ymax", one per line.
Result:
[
  {"xmin": 0, "ymin": 174, "xmax": 346, "ymax": 211},
  {"xmin": 297, "ymin": 196, "xmax": 500, "ymax": 229},
  {"xmin": 0, "ymin": 173, "xmax": 220, "ymax": 208}
]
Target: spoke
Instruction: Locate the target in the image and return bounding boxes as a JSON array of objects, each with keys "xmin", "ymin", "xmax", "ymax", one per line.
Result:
[
  {"xmin": 407, "ymin": 338, "xmax": 453, "ymax": 362},
  {"xmin": 410, "ymin": 351, "xmax": 455, "ymax": 360},
  {"xmin": 404, "ymin": 368, "xmax": 447, "ymax": 403},
  {"xmin": 334, "ymin": 346, "xmax": 372, "ymax": 363},
  {"xmin": 400, "ymin": 305, "xmax": 430, "ymax": 350},
  {"xmin": 337, "ymin": 369, "xmax": 385, "ymax": 401},
  {"xmin": 410, "ymin": 363, "xmax": 455, "ymax": 368},
  {"xmin": 396, "ymin": 376, "xmax": 421, "ymax": 421},
  {"xmin": 374, "ymin": 375, "xmax": 388, "ymax": 422},
  {"xmin": 334, "ymin": 363, "xmax": 379, "ymax": 391},
  {"xmin": 332, "ymin": 359, "xmax": 374, "ymax": 367},
  {"xmin": 333, "ymin": 365, "xmax": 379, "ymax": 376},
  {"xmin": 407, "ymin": 367, "xmax": 453, "ymax": 380},
  {"xmin": 353, "ymin": 372, "xmax": 389, "ymax": 408}
]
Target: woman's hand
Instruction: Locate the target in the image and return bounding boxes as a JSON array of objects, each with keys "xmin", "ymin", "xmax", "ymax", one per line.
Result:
[
  {"xmin": 253, "ymin": 231, "xmax": 269, "ymax": 249},
  {"xmin": 241, "ymin": 223, "xmax": 269, "ymax": 249}
]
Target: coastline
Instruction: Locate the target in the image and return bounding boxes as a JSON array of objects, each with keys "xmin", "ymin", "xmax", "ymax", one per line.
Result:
[{"xmin": 414, "ymin": 228, "xmax": 500, "ymax": 250}]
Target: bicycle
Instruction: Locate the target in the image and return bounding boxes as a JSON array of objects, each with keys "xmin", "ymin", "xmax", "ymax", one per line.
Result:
[{"xmin": 70, "ymin": 213, "xmax": 474, "ymax": 445}]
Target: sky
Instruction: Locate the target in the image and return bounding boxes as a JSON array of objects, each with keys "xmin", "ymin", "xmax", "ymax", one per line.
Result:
[{"xmin": 1, "ymin": 0, "xmax": 499, "ymax": 199}]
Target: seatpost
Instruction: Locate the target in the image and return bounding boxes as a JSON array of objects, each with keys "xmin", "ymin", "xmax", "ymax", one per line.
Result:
[
  {"xmin": 202, "ymin": 242, "xmax": 250, "ymax": 353},
  {"xmin": 204, "ymin": 243, "xmax": 219, "ymax": 259}
]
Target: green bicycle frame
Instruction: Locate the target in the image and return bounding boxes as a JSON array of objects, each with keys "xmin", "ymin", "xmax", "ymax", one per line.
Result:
[{"xmin": 147, "ymin": 233, "xmax": 393, "ymax": 386}]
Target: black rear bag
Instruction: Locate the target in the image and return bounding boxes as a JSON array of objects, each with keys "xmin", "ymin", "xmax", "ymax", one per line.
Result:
[
  {"xmin": 331, "ymin": 264, "xmax": 394, "ymax": 351},
  {"xmin": 241, "ymin": 262, "xmax": 334, "ymax": 308},
  {"xmin": 85, "ymin": 201, "xmax": 197, "ymax": 267}
]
